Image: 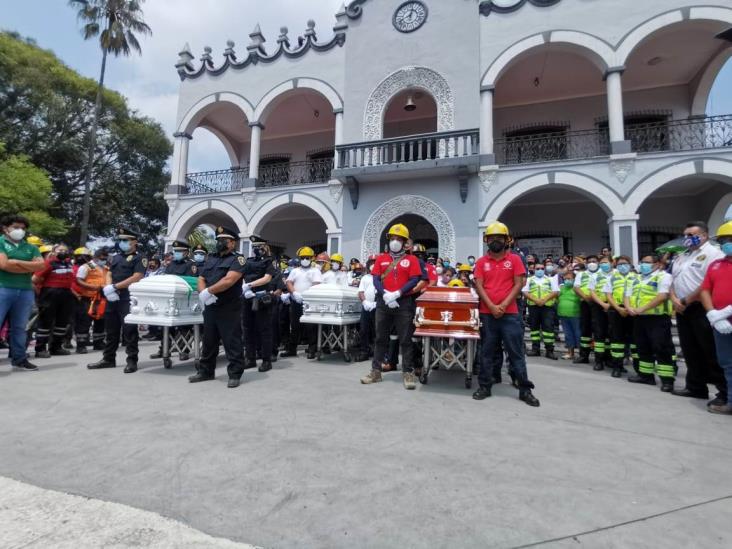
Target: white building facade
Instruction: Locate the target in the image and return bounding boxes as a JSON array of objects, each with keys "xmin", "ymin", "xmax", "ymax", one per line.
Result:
[{"xmin": 166, "ymin": 0, "xmax": 732, "ymax": 263}]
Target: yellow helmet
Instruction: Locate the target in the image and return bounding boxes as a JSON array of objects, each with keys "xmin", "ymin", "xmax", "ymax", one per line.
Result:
[
  {"xmin": 73, "ymin": 247, "xmax": 91, "ymax": 256},
  {"xmin": 387, "ymin": 223, "xmax": 410, "ymax": 240},
  {"xmin": 484, "ymin": 221, "xmax": 510, "ymax": 237},
  {"xmin": 448, "ymin": 279, "xmax": 466, "ymax": 288},
  {"xmin": 27, "ymin": 235, "xmax": 43, "ymax": 247},
  {"xmin": 297, "ymin": 246, "xmax": 315, "ymax": 258},
  {"xmin": 717, "ymin": 220, "xmax": 732, "ymax": 239},
  {"xmin": 39, "ymin": 245, "xmax": 53, "ymax": 254},
  {"xmin": 458, "ymin": 264, "xmax": 473, "ymax": 273},
  {"xmin": 330, "ymin": 253, "xmax": 344, "ymax": 263},
  {"xmin": 412, "ymin": 243, "xmax": 426, "ymax": 254}
]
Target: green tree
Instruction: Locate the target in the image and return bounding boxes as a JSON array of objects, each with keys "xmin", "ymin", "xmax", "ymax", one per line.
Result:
[
  {"xmin": 0, "ymin": 143, "xmax": 66, "ymax": 238},
  {"xmin": 68, "ymin": 0, "xmax": 152, "ymax": 245}
]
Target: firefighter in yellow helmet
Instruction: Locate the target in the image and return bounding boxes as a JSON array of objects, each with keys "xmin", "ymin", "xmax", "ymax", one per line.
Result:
[
  {"xmin": 281, "ymin": 245, "xmax": 322, "ymax": 359},
  {"xmin": 325, "ymin": 252, "xmax": 348, "ymax": 287},
  {"xmin": 472, "ymin": 221, "xmax": 540, "ymax": 406},
  {"xmin": 360, "ymin": 223, "xmax": 423, "ymax": 389}
]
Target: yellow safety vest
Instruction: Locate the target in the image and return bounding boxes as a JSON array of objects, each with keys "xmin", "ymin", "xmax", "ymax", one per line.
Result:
[
  {"xmin": 629, "ymin": 272, "xmax": 671, "ymax": 316},
  {"xmin": 610, "ymin": 272, "xmax": 637, "ymax": 306},
  {"xmin": 527, "ymin": 276, "xmax": 556, "ymax": 306},
  {"xmin": 577, "ymin": 271, "xmax": 592, "ymax": 295},
  {"xmin": 594, "ymin": 271, "xmax": 610, "ymax": 303}
]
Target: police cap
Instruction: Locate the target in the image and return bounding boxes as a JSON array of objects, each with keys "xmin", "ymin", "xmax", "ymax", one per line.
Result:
[
  {"xmin": 215, "ymin": 226, "xmax": 238, "ymax": 240},
  {"xmin": 172, "ymin": 240, "xmax": 190, "ymax": 250},
  {"xmin": 116, "ymin": 227, "xmax": 139, "ymax": 240},
  {"xmin": 249, "ymin": 235, "xmax": 267, "ymax": 245}
]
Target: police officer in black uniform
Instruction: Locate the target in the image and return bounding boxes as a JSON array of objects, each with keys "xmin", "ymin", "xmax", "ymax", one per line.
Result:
[
  {"xmin": 87, "ymin": 228, "xmax": 147, "ymax": 373},
  {"xmin": 189, "ymin": 226, "xmax": 246, "ymax": 388},
  {"xmin": 191, "ymin": 244, "xmax": 207, "ymax": 270},
  {"xmin": 241, "ymin": 236, "xmax": 277, "ymax": 372}
]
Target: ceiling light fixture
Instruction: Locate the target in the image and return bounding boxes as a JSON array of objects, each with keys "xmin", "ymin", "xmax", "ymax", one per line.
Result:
[{"xmin": 404, "ymin": 95, "xmax": 416, "ymax": 112}]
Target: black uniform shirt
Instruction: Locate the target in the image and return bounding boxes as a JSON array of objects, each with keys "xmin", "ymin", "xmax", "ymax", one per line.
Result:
[
  {"xmin": 242, "ymin": 256, "xmax": 276, "ymax": 288},
  {"xmin": 165, "ymin": 259, "xmax": 197, "ymax": 277},
  {"xmin": 199, "ymin": 251, "xmax": 246, "ymax": 301},
  {"xmin": 109, "ymin": 252, "xmax": 146, "ymax": 298}
]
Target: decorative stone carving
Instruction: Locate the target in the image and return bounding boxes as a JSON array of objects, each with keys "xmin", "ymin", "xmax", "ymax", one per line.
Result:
[
  {"xmin": 361, "ymin": 195, "xmax": 456, "ymax": 261},
  {"xmin": 363, "ymin": 66, "xmax": 455, "ymax": 141},
  {"xmin": 328, "ymin": 179, "xmax": 344, "ymax": 203},
  {"xmin": 479, "ymin": 0, "xmax": 561, "ymax": 16},
  {"xmin": 610, "ymin": 155, "xmax": 635, "ymax": 183},
  {"xmin": 242, "ymin": 188, "xmax": 257, "ymax": 209},
  {"xmin": 479, "ymin": 167, "xmax": 499, "ymax": 193}
]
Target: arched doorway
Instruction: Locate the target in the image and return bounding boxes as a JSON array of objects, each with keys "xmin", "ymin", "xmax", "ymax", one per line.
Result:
[
  {"xmin": 255, "ymin": 203, "xmax": 328, "ymax": 258},
  {"xmin": 170, "ymin": 202, "xmax": 245, "ymax": 245},
  {"xmin": 383, "ymin": 89, "xmax": 437, "ymax": 139},
  {"xmin": 379, "ymin": 213, "xmax": 438, "ymax": 257}
]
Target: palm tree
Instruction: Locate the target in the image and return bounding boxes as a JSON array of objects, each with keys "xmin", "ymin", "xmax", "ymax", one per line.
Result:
[{"xmin": 69, "ymin": 0, "xmax": 151, "ymax": 245}]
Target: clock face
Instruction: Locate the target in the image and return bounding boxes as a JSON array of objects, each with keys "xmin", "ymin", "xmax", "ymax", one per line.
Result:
[{"xmin": 393, "ymin": 1, "xmax": 428, "ymax": 33}]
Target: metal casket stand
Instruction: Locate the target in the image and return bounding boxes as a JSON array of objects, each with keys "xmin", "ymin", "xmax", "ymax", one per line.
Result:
[
  {"xmin": 124, "ymin": 275, "xmax": 204, "ymax": 370},
  {"xmin": 414, "ymin": 287, "xmax": 481, "ymax": 389}
]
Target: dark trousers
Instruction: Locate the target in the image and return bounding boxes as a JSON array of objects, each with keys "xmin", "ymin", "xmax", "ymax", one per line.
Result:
[
  {"xmin": 528, "ymin": 305, "xmax": 556, "ymax": 351},
  {"xmin": 372, "ymin": 297, "xmax": 416, "ymax": 373},
  {"xmin": 74, "ymin": 296, "xmax": 105, "ymax": 348},
  {"xmin": 289, "ymin": 301, "xmax": 316, "ymax": 353},
  {"xmin": 199, "ymin": 301, "xmax": 244, "ymax": 379},
  {"xmin": 271, "ymin": 300, "xmax": 281, "ymax": 355},
  {"xmin": 279, "ymin": 303, "xmax": 290, "ymax": 351},
  {"xmin": 478, "ymin": 313, "xmax": 533, "ymax": 390},
  {"xmin": 242, "ymin": 296, "xmax": 273, "ymax": 361},
  {"xmin": 579, "ymin": 300, "xmax": 593, "ymax": 358},
  {"xmin": 359, "ymin": 308, "xmax": 375, "ymax": 356},
  {"xmin": 103, "ymin": 298, "xmax": 139, "ymax": 363},
  {"xmin": 590, "ymin": 303, "xmax": 609, "ymax": 362},
  {"xmin": 634, "ymin": 315, "xmax": 676, "ymax": 381},
  {"xmin": 607, "ymin": 308, "xmax": 637, "ymax": 370},
  {"xmin": 36, "ymin": 287, "xmax": 74, "ymax": 351},
  {"xmin": 676, "ymin": 302, "xmax": 727, "ymax": 398}
]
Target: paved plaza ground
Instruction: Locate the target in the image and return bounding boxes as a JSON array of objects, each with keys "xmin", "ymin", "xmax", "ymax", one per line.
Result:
[{"xmin": 1, "ymin": 341, "xmax": 731, "ymax": 548}]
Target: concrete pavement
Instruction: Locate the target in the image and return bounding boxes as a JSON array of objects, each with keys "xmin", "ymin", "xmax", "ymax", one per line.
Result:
[{"xmin": 0, "ymin": 342, "xmax": 730, "ymax": 548}]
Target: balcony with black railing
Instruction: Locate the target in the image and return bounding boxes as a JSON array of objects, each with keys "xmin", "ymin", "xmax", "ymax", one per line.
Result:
[
  {"xmin": 257, "ymin": 158, "xmax": 334, "ymax": 188},
  {"xmin": 184, "ymin": 167, "xmax": 249, "ymax": 195},
  {"xmin": 495, "ymin": 128, "xmax": 609, "ymax": 166},
  {"xmin": 625, "ymin": 114, "xmax": 732, "ymax": 154}
]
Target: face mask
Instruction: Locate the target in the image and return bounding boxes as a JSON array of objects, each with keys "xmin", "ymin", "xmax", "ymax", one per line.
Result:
[
  {"xmin": 118, "ymin": 241, "xmax": 131, "ymax": 253},
  {"xmin": 468, "ymin": 258, "xmax": 475, "ymax": 266},
  {"xmin": 443, "ymin": 262, "xmax": 450, "ymax": 268},
  {"xmin": 545, "ymin": 265, "xmax": 555, "ymax": 274},
  {"xmin": 617, "ymin": 264, "xmax": 631, "ymax": 275},
  {"xmin": 389, "ymin": 239, "xmax": 403, "ymax": 254},
  {"xmin": 599, "ymin": 263, "xmax": 611, "ymax": 273},
  {"xmin": 173, "ymin": 251, "xmax": 184, "ymax": 261},
  {"xmin": 96, "ymin": 260, "xmax": 107, "ymax": 267},
  {"xmin": 253, "ymin": 247, "xmax": 264, "ymax": 258},
  {"xmin": 331, "ymin": 262, "xmax": 340, "ymax": 271},
  {"xmin": 436, "ymin": 267, "xmax": 444, "ymax": 275},
  {"xmin": 683, "ymin": 235, "xmax": 702, "ymax": 249},
  {"xmin": 587, "ymin": 262, "xmax": 599, "ymax": 272},
  {"xmin": 215, "ymin": 240, "xmax": 229, "ymax": 254},
  {"xmin": 488, "ymin": 240, "xmax": 505, "ymax": 254},
  {"xmin": 7, "ymin": 228, "xmax": 25, "ymax": 241},
  {"xmin": 301, "ymin": 259, "xmax": 311, "ymax": 268},
  {"xmin": 639, "ymin": 263, "xmax": 654, "ymax": 275},
  {"xmin": 56, "ymin": 252, "xmax": 69, "ymax": 261},
  {"xmin": 722, "ymin": 242, "xmax": 732, "ymax": 257},
  {"xmin": 535, "ymin": 269, "xmax": 545, "ymax": 278},
  {"xmin": 194, "ymin": 253, "xmax": 205, "ymax": 263},
  {"xmin": 564, "ymin": 279, "xmax": 574, "ymax": 288}
]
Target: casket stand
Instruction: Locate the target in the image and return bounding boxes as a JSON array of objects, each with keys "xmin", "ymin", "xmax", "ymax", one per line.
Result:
[
  {"xmin": 414, "ymin": 287, "xmax": 481, "ymax": 389},
  {"xmin": 300, "ymin": 283, "xmax": 362, "ymax": 362},
  {"xmin": 124, "ymin": 275, "xmax": 203, "ymax": 369}
]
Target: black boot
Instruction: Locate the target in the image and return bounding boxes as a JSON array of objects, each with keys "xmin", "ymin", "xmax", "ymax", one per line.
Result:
[
  {"xmin": 258, "ymin": 360, "xmax": 272, "ymax": 372},
  {"xmin": 628, "ymin": 374, "xmax": 656, "ymax": 386},
  {"xmin": 660, "ymin": 379, "xmax": 674, "ymax": 392},
  {"xmin": 593, "ymin": 361, "xmax": 605, "ymax": 371},
  {"xmin": 573, "ymin": 354, "xmax": 590, "ymax": 364},
  {"xmin": 227, "ymin": 378, "xmax": 241, "ymax": 388},
  {"xmin": 76, "ymin": 345, "xmax": 88, "ymax": 355},
  {"xmin": 526, "ymin": 348, "xmax": 541, "ymax": 357},
  {"xmin": 519, "ymin": 390, "xmax": 541, "ymax": 407},
  {"xmin": 51, "ymin": 347, "xmax": 71, "ymax": 356},
  {"xmin": 188, "ymin": 371, "xmax": 215, "ymax": 383},
  {"xmin": 124, "ymin": 361, "xmax": 138, "ymax": 374},
  {"xmin": 472, "ymin": 386, "xmax": 492, "ymax": 400},
  {"xmin": 611, "ymin": 367, "xmax": 623, "ymax": 378},
  {"xmin": 545, "ymin": 349, "xmax": 558, "ymax": 360},
  {"xmin": 87, "ymin": 359, "xmax": 116, "ymax": 369}
]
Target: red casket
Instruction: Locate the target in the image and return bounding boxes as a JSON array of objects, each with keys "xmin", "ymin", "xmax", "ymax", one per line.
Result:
[{"xmin": 413, "ymin": 287, "xmax": 480, "ymax": 340}]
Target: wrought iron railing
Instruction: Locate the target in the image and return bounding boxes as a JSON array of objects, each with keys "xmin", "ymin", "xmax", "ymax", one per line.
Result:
[
  {"xmin": 257, "ymin": 158, "xmax": 334, "ymax": 188},
  {"xmin": 336, "ymin": 129, "xmax": 480, "ymax": 169},
  {"xmin": 495, "ymin": 128, "xmax": 608, "ymax": 166},
  {"xmin": 184, "ymin": 167, "xmax": 249, "ymax": 194},
  {"xmin": 625, "ymin": 114, "xmax": 732, "ymax": 154}
]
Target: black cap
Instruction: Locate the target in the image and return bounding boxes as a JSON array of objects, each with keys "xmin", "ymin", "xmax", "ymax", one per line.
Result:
[
  {"xmin": 171, "ymin": 240, "xmax": 190, "ymax": 250},
  {"xmin": 192, "ymin": 244, "xmax": 207, "ymax": 253},
  {"xmin": 249, "ymin": 235, "xmax": 267, "ymax": 245},
  {"xmin": 116, "ymin": 227, "xmax": 139, "ymax": 240},
  {"xmin": 215, "ymin": 226, "xmax": 238, "ymax": 240}
]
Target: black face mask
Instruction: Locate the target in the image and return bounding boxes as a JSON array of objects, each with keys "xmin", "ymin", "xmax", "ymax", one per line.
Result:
[
  {"xmin": 56, "ymin": 253, "xmax": 69, "ymax": 261},
  {"xmin": 488, "ymin": 240, "xmax": 505, "ymax": 254},
  {"xmin": 253, "ymin": 247, "xmax": 264, "ymax": 258},
  {"xmin": 215, "ymin": 240, "xmax": 229, "ymax": 254}
]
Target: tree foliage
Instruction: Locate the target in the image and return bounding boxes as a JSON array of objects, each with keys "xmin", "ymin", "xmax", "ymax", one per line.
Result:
[{"xmin": 0, "ymin": 31, "xmax": 171, "ymax": 246}]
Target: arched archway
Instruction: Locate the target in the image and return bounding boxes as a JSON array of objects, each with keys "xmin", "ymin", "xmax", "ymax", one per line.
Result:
[
  {"xmin": 383, "ymin": 88, "xmax": 437, "ymax": 139},
  {"xmin": 253, "ymin": 203, "xmax": 329, "ymax": 258},
  {"xmin": 361, "ymin": 195, "xmax": 455, "ymax": 261},
  {"xmin": 169, "ymin": 200, "xmax": 247, "ymax": 242},
  {"xmin": 379, "ymin": 213, "xmax": 439, "ymax": 256},
  {"xmin": 253, "ymin": 78, "xmax": 343, "ymax": 123}
]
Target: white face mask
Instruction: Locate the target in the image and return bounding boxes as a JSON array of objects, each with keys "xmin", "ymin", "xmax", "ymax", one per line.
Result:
[
  {"xmin": 389, "ymin": 239, "xmax": 403, "ymax": 254},
  {"xmin": 331, "ymin": 262, "xmax": 340, "ymax": 271},
  {"xmin": 7, "ymin": 228, "xmax": 25, "ymax": 241},
  {"xmin": 587, "ymin": 262, "xmax": 599, "ymax": 272},
  {"xmin": 301, "ymin": 259, "xmax": 311, "ymax": 268}
]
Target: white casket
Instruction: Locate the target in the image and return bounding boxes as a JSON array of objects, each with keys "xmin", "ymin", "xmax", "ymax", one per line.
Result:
[
  {"xmin": 300, "ymin": 283, "xmax": 362, "ymax": 326},
  {"xmin": 124, "ymin": 275, "xmax": 203, "ymax": 327}
]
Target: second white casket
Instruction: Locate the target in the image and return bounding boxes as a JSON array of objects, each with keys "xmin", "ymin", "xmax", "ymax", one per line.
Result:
[
  {"xmin": 124, "ymin": 274, "xmax": 203, "ymax": 327},
  {"xmin": 300, "ymin": 283, "xmax": 362, "ymax": 325}
]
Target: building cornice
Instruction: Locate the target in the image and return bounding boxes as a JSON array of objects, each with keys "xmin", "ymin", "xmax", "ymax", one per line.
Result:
[{"xmin": 479, "ymin": 0, "xmax": 562, "ymax": 17}]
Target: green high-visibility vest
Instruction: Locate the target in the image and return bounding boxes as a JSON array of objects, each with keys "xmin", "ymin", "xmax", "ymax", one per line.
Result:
[
  {"xmin": 610, "ymin": 272, "xmax": 638, "ymax": 305},
  {"xmin": 594, "ymin": 271, "xmax": 610, "ymax": 303},
  {"xmin": 576, "ymin": 271, "xmax": 592, "ymax": 296},
  {"xmin": 629, "ymin": 272, "xmax": 670, "ymax": 315},
  {"xmin": 527, "ymin": 276, "xmax": 556, "ymax": 306}
]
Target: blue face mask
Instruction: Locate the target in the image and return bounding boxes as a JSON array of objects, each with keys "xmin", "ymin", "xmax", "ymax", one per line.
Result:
[
  {"xmin": 118, "ymin": 241, "xmax": 131, "ymax": 253},
  {"xmin": 535, "ymin": 269, "xmax": 545, "ymax": 278},
  {"xmin": 722, "ymin": 242, "xmax": 732, "ymax": 257},
  {"xmin": 443, "ymin": 262, "xmax": 450, "ymax": 268},
  {"xmin": 173, "ymin": 251, "xmax": 184, "ymax": 261},
  {"xmin": 194, "ymin": 253, "xmax": 205, "ymax": 263},
  {"xmin": 683, "ymin": 235, "xmax": 702, "ymax": 249},
  {"xmin": 468, "ymin": 258, "xmax": 475, "ymax": 266},
  {"xmin": 545, "ymin": 265, "xmax": 555, "ymax": 274},
  {"xmin": 600, "ymin": 263, "xmax": 611, "ymax": 273},
  {"xmin": 617, "ymin": 264, "xmax": 631, "ymax": 275},
  {"xmin": 639, "ymin": 263, "xmax": 654, "ymax": 275},
  {"xmin": 96, "ymin": 260, "xmax": 107, "ymax": 267}
]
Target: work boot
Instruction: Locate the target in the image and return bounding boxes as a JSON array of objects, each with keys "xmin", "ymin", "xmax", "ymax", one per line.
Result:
[
  {"xmin": 526, "ymin": 348, "xmax": 541, "ymax": 357},
  {"xmin": 628, "ymin": 374, "xmax": 656, "ymax": 386},
  {"xmin": 472, "ymin": 386, "xmax": 492, "ymax": 400},
  {"xmin": 611, "ymin": 367, "xmax": 623, "ymax": 378},
  {"xmin": 188, "ymin": 372, "xmax": 215, "ymax": 383},
  {"xmin": 12, "ymin": 359, "xmax": 38, "ymax": 371},
  {"xmin": 76, "ymin": 346, "xmax": 88, "ymax": 355},
  {"xmin": 123, "ymin": 361, "xmax": 138, "ymax": 374},
  {"xmin": 519, "ymin": 390, "xmax": 541, "ymax": 407},
  {"xmin": 671, "ymin": 388, "xmax": 708, "ymax": 399},
  {"xmin": 87, "ymin": 359, "xmax": 116, "ymax": 369},
  {"xmin": 360, "ymin": 369, "xmax": 382, "ymax": 385},
  {"xmin": 51, "ymin": 347, "xmax": 71, "ymax": 356},
  {"xmin": 708, "ymin": 403, "xmax": 732, "ymax": 415},
  {"xmin": 258, "ymin": 361, "xmax": 272, "ymax": 373},
  {"xmin": 227, "ymin": 378, "xmax": 241, "ymax": 389},
  {"xmin": 573, "ymin": 355, "xmax": 590, "ymax": 364},
  {"xmin": 707, "ymin": 396, "xmax": 727, "ymax": 408},
  {"xmin": 545, "ymin": 349, "xmax": 558, "ymax": 361},
  {"xmin": 660, "ymin": 379, "xmax": 674, "ymax": 393},
  {"xmin": 593, "ymin": 360, "xmax": 605, "ymax": 371},
  {"xmin": 403, "ymin": 371, "xmax": 417, "ymax": 390},
  {"xmin": 35, "ymin": 349, "xmax": 51, "ymax": 359}
]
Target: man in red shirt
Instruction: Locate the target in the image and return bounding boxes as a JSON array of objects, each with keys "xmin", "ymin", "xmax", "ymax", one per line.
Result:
[
  {"xmin": 472, "ymin": 222, "xmax": 540, "ymax": 406},
  {"xmin": 361, "ymin": 223, "xmax": 423, "ymax": 389},
  {"xmin": 701, "ymin": 220, "xmax": 732, "ymax": 415}
]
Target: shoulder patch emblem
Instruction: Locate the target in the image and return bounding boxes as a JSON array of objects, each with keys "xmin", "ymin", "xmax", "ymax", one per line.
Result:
[
  {"xmin": 238, "ymin": 256, "xmax": 245, "ymax": 266},
  {"xmin": 141, "ymin": 258, "xmax": 148, "ymax": 268},
  {"xmin": 126, "ymin": 255, "xmax": 134, "ymax": 262},
  {"xmin": 399, "ymin": 259, "xmax": 410, "ymax": 268},
  {"xmin": 697, "ymin": 255, "xmax": 706, "ymax": 261}
]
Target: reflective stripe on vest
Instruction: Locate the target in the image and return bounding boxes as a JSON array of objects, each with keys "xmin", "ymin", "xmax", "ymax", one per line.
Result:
[
  {"xmin": 528, "ymin": 276, "xmax": 556, "ymax": 306},
  {"xmin": 611, "ymin": 272, "xmax": 637, "ymax": 305},
  {"xmin": 630, "ymin": 272, "xmax": 670, "ymax": 315}
]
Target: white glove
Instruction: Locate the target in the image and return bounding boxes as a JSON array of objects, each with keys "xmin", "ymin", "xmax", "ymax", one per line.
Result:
[
  {"xmin": 244, "ymin": 289, "xmax": 256, "ymax": 299},
  {"xmin": 242, "ymin": 283, "xmax": 251, "ymax": 293},
  {"xmin": 387, "ymin": 300, "xmax": 400, "ymax": 309},
  {"xmin": 707, "ymin": 305, "xmax": 732, "ymax": 324},
  {"xmin": 103, "ymin": 284, "xmax": 119, "ymax": 302},
  {"xmin": 362, "ymin": 300, "xmax": 376, "ymax": 312},
  {"xmin": 198, "ymin": 288, "xmax": 218, "ymax": 306},
  {"xmin": 713, "ymin": 319, "xmax": 732, "ymax": 335},
  {"xmin": 383, "ymin": 290, "xmax": 401, "ymax": 304},
  {"xmin": 292, "ymin": 292, "xmax": 303, "ymax": 304},
  {"xmin": 281, "ymin": 293, "xmax": 291, "ymax": 304}
]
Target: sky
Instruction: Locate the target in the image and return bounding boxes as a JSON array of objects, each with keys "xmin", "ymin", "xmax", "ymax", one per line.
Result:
[{"xmin": 2, "ymin": 0, "xmax": 732, "ymax": 173}]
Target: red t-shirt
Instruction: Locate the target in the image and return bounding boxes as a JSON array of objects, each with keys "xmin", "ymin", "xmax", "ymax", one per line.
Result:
[
  {"xmin": 38, "ymin": 258, "xmax": 74, "ymax": 289},
  {"xmin": 473, "ymin": 252, "xmax": 526, "ymax": 314},
  {"xmin": 372, "ymin": 252, "xmax": 422, "ymax": 292},
  {"xmin": 701, "ymin": 258, "xmax": 732, "ymax": 312},
  {"xmin": 425, "ymin": 263, "xmax": 438, "ymax": 283}
]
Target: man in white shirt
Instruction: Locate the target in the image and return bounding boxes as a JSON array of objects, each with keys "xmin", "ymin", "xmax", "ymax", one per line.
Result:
[
  {"xmin": 356, "ymin": 256, "xmax": 377, "ymax": 362},
  {"xmin": 323, "ymin": 253, "xmax": 349, "ymax": 287},
  {"xmin": 281, "ymin": 246, "xmax": 321, "ymax": 359},
  {"xmin": 669, "ymin": 221, "xmax": 727, "ymax": 405}
]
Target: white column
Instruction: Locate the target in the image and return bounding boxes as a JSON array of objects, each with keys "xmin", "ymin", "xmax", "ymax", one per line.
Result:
[
  {"xmin": 333, "ymin": 108, "xmax": 344, "ymax": 168},
  {"xmin": 608, "ymin": 215, "xmax": 639, "ymax": 265},
  {"xmin": 479, "ymin": 86, "xmax": 494, "ymax": 158},
  {"xmin": 248, "ymin": 122, "xmax": 263, "ymax": 180},
  {"xmin": 606, "ymin": 69, "xmax": 626, "ymax": 145},
  {"xmin": 170, "ymin": 132, "xmax": 192, "ymax": 190}
]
